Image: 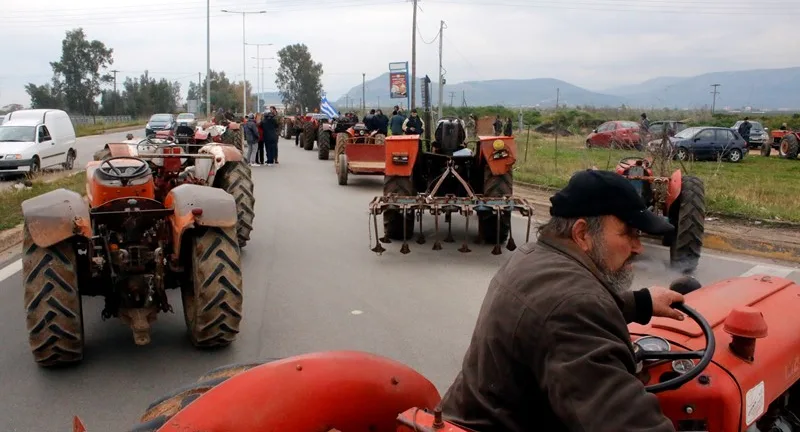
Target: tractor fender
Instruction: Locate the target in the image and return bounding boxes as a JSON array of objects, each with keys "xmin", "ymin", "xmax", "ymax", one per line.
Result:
[
  {"xmin": 227, "ymin": 122, "xmax": 240, "ymax": 131},
  {"xmin": 165, "ymin": 184, "xmax": 238, "ymax": 260},
  {"xmin": 384, "ymin": 135, "xmax": 420, "ymax": 177},
  {"xmin": 157, "ymin": 351, "xmax": 441, "ymax": 432},
  {"xmin": 666, "ymin": 169, "xmax": 682, "ymax": 212},
  {"xmin": 105, "ymin": 143, "xmax": 137, "ymax": 157},
  {"xmin": 21, "ymin": 188, "xmax": 92, "ymax": 248},
  {"xmin": 196, "ymin": 145, "xmax": 243, "ymax": 184},
  {"xmin": 194, "ymin": 130, "xmax": 210, "ymax": 141},
  {"xmin": 479, "ymin": 136, "xmax": 518, "ymax": 176}
]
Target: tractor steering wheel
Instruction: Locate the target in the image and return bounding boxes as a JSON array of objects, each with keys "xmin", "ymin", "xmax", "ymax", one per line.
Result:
[
  {"xmin": 99, "ymin": 156, "xmax": 150, "ymax": 182},
  {"xmin": 636, "ymin": 300, "xmax": 716, "ymax": 393},
  {"xmin": 619, "ymin": 156, "xmax": 649, "ymax": 167}
]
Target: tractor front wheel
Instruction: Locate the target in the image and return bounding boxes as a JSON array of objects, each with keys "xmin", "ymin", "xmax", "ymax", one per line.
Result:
[
  {"xmin": 22, "ymin": 224, "xmax": 84, "ymax": 366},
  {"xmin": 478, "ymin": 165, "xmax": 512, "ymax": 244},
  {"xmin": 338, "ymin": 154, "xmax": 349, "ymax": 185},
  {"xmin": 668, "ymin": 175, "xmax": 705, "ymax": 273},
  {"xmin": 779, "ymin": 134, "xmax": 799, "ymax": 159},
  {"xmin": 303, "ymin": 123, "xmax": 315, "ymax": 150},
  {"xmin": 319, "ymin": 131, "xmax": 331, "ymax": 160},
  {"xmin": 182, "ymin": 227, "xmax": 243, "ymax": 348},
  {"xmin": 383, "ymin": 176, "xmax": 416, "ymax": 240},
  {"xmin": 214, "ymin": 161, "xmax": 255, "ymax": 248}
]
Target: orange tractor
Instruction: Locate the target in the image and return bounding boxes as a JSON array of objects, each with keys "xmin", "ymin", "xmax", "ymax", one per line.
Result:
[
  {"xmin": 762, "ymin": 129, "xmax": 799, "ymax": 160},
  {"xmin": 21, "ymin": 151, "xmax": 244, "ymax": 367},
  {"xmin": 616, "ymin": 155, "xmax": 706, "ymax": 273},
  {"xmin": 74, "ymin": 275, "xmax": 799, "ymax": 432},
  {"xmin": 334, "ymin": 123, "xmax": 386, "ymax": 185}
]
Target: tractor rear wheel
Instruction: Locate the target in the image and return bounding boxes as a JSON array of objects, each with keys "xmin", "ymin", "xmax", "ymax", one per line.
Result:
[
  {"xmin": 780, "ymin": 134, "xmax": 799, "ymax": 159},
  {"xmin": 214, "ymin": 161, "xmax": 255, "ymax": 248},
  {"xmin": 319, "ymin": 131, "xmax": 331, "ymax": 160},
  {"xmin": 478, "ymin": 165, "xmax": 512, "ymax": 244},
  {"xmin": 383, "ymin": 176, "xmax": 415, "ymax": 240},
  {"xmin": 132, "ymin": 361, "xmax": 273, "ymax": 430},
  {"xmin": 303, "ymin": 123, "xmax": 315, "ymax": 150},
  {"xmin": 22, "ymin": 224, "xmax": 84, "ymax": 366},
  {"xmin": 182, "ymin": 227, "xmax": 243, "ymax": 348},
  {"xmin": 668, "ymin": 175, "xmax": 705, "ymax": 273}
]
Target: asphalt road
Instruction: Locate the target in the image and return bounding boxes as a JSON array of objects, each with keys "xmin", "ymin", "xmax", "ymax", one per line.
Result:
[
  {"xmin": 0, "ymin": 137, "xmax": 798, "ymax": 431},
  {"xmin": 0, "ymin": 128, "xmax": 145, "ymax": 188}
]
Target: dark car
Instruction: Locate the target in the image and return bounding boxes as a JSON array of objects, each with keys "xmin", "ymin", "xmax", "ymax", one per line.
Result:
[
  {"xmin": 174, "ymin": 112, "xmax": 197, "ymax": 143},
  {"xmin": 668, "ymin": 126, "xmax": 748, "ymax": 163},
  {"xmin": 145, "ymin": 113, "xmax": 175, "ymax": 137}
]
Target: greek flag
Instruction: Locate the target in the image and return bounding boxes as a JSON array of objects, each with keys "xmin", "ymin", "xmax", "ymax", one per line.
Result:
[{"xmin": 319, "ymin": 96, "xmax": 339, "ymax": 119}]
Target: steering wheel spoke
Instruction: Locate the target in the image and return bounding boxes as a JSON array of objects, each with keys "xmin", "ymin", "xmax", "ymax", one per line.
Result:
[{"xmin": 638, "ymin": 350, "xmax": 704, "ymax": 361}]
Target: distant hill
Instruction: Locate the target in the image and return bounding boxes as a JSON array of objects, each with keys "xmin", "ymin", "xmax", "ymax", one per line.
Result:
[{"xmin": 330, "ymin": 67, "xmax": 800, "ymax": 110}]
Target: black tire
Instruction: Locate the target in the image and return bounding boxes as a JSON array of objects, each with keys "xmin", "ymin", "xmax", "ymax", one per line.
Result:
[
  {"xmin": 383, "ymin": 176, "xmax": 415, "ymax": 240},
  {"xmin": 668, "ymin": 175, "xmax": 705, "ymax": 273},
  {"xmin": 318, "ymin": 131, "xmax": 331, "ymax": 160},
  {"xmin": 478, "ymin": 165, "xmax": 512, "ymax": 244},
  {"xmin": 780, "ymin": 134, "xmax": 799, "ymax": 159},
  {"xmin": 63, "ymin": 149, "xmax": 76, "ymax": 170},
  {"xmin": 303, "ymin": 123, "xmax": 315, "ymax": 151},
  {"xmin": 182, "ymin": 227, "xmax": 243, "ymax": 348},
  {"xmin": 727, "ymin": 148, "xmax": 743, "ymax": 163},
  {"xmin": 338, "ymin": 154, "xmax": 348, "ymax": 185},
  {"xmin": 94, "ymin": 147, "xmax": 111, "ymax": 161},
  {"xmin": 675, "ymin": 147, "xmax": 689, "ymax": 161},
  {"xmin": 22, "ymin": 224, "xmax": 84, "ymax": 366},
  {"xmin": 761, "ymin": 141, "xmax": 771, "ymax": 157},
  {"xmin": 214, "ymin": 161, "xmax": 255, "ymax": 248}
]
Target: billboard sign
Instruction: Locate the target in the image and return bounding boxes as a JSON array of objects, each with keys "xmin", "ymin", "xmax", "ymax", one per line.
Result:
[{"xmin": 389, "ymin": 62, "xmax": 409, "ymax": 107}]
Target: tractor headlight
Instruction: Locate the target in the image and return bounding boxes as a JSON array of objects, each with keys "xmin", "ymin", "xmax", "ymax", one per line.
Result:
[
  {"xmin": 391, "ymin": 152, "xmax": 409, "ymax": 164},
  {"xmin": 492, "ymin": 149, "xmax": 509, "ymax": 159}
]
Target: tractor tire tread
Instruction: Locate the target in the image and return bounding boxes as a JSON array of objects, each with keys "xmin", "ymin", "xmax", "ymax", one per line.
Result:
[
  {"xmin": 216, "ymin": 161, "xmax": 255, "ymax": 248},
  {"xmin": 670, "ymin": 175, "xmax": 705, "ymax": 273}
]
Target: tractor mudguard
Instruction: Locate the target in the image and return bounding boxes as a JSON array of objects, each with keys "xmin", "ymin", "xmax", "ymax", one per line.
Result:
[
  {"xmin": 155, "ymin": 351, "xmax": 441, "ymax": 432},
  {"xmin": 165, "ymin": 184, "xmax": 238, "ymax": 259},
  {"xmin": 194, "ymin": 130, "xmax": 210, "ymax": 141},
  {"xmin": 21, "ymin": 188, "xmax": 92, "ymax": 248},
  {"xmin": 666, "ymin": 169, "xmax": 682, "ymax": 211},
  {"xmin": 384, "ymin": 135, "xmax": 420, "ymax": 177},
  {"xmin": 479, "ymin": 136, "xmax": 518, "ymax": 176},
  {"xmin": 106, "ymin": 143, "xmax": 137, "ymax": 157}
]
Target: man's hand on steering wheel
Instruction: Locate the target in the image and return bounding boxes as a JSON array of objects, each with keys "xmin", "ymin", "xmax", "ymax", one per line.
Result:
[{"xmin": 647, "ymin": 287, "xmax": 685, "ymax": 321}]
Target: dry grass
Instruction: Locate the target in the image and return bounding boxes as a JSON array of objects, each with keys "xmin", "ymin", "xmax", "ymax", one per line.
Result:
[
  {"xmin": 512, "ymin": 131, "xmax": 800, "ymax": 223},
  {"xmin": 0, "ymin": 172, "xmax": 87, "ymax": 230}
]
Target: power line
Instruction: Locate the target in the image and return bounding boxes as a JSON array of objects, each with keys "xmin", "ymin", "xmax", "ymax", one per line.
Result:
[{"xmin": 424, "ymin": 0, "xmax": 800, "ymax": 15}]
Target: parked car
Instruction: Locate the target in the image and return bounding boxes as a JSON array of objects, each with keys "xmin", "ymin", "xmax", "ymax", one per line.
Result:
[
  {"xmin": 0, "ymin": 114, "xmax": 6, "ymax": 126},
  {"xmin": 586, "ymin": 120, "xmax": 641, "ymax": 149},
  {"xmin": 174, "ymin": 112, "xmax": 198, "ymax": 143},
  {"xmin": 145, "ymin": 113, "xmax": 175, "ymax": 137},
  {"xmin": 668, "ymin": 126, "xmax": 748, "ymax": 163},
  {"xmin": 646, "ymin": 120, "xmax": 688, "ymax": 140},
  {"xmin": 731, "ymin": 120, "xmax": 768, "ymax": 149},
  {"xmin": 0, "ymin": 109, "xmax": 77, "ymax": 175}
]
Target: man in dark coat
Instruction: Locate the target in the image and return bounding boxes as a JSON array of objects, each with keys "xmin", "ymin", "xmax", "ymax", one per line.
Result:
[
  {"xmin": 375, "ymin": 109, "xmax": 389, "ymax": 135},
  {"xmin": 260, "ymin": 106, "xmax": 280, "ymax": 166},
  {"xmin": 738, "ymin": 117, "xmax": 752, "ymax": 144},
  {"xmin": 440, "ymin": 169, "xmax": 685, "ymax": 432},
  {"xmin": 390, "ymin": 110, "xmax": 405, "ymax": 136}
]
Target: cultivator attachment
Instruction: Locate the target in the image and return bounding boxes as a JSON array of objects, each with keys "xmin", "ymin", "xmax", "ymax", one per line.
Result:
[{"xmin": 368, "ymin": 162, "xmax": 535, "ymax": 255}]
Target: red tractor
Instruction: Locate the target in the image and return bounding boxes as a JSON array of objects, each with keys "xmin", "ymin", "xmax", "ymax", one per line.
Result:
[
  {"xmin": 762, "ymin": 129, "xmax": 799, "ymax": 160},
  {"xmin": 334, "ymin": 123, "xmax": 386, "ymax": 185},
  {"xmin": 74, "ymin": 275, "xmax": 800, "ymax": 432},
  {"xmin": 616, "ymin": 155, "xmax": 706, "ymax": 273},
  {"xmin": 299, "ymin": 113, "xmax": 333, "ymax": 152}
]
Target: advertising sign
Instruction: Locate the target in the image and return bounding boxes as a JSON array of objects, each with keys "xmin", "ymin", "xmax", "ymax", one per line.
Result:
[{"xmin": 389, "ymin": 62, "xmax": 409, "ymax": 107}]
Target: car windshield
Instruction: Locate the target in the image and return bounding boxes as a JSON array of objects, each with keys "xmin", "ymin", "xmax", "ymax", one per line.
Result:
[
  {"xmin": 674, "ymin": 127, "xmax": 702, "ymax": 139},
  {"xmin": 620, "ymin": 121, "xmax": 639, "ymax": 129},
  {"xmin": 0, "ymin": 126, "xmax": 35, "ymax": 142},
  {"xmin": 177, "ymin": 114, "xmax": 194, "ymax": 120},
  {"xmin": 150, "ymin": 114, "xmax": 171, "ymax": 122}
]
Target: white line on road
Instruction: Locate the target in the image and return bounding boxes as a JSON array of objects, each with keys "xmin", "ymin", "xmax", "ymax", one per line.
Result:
[
  {"xmin": 740, "ymin": 265, "xmax": 795, "ymax": 278},
  {"xmin": 0, "ymin": 259, "xmax": 21, "ymax": 283}
]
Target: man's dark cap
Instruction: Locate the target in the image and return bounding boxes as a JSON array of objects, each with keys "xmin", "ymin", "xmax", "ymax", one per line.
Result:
[{"xmin": 549, "ymin": 170, "xmax": 674, "ymax": 236}]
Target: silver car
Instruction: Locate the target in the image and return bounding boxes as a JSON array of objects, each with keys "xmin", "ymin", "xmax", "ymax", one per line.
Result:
[{"xmin": 731, "ymin": 120, "xmax": 768, "ymax": 148}]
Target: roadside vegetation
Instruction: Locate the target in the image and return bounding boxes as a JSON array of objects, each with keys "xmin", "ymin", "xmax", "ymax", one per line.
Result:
[
  {"xmin": 75, "ymin": 120, "xmax": 142, "ymax": 137},
  {"xmin": 513, "ymin": 132, "xmax": 800, "ymax": 223},
  {"xmin": 0, "ymin": 172, "xmax": 86, "ymax": 230}
]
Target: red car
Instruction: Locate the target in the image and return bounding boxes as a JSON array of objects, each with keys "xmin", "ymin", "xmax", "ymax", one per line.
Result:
[{"xmin": 586, "ymin": 120, "xmax": 642, "ymax": 150}]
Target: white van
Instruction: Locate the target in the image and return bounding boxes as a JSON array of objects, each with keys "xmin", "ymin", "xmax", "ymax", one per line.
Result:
[{"xmin": 0, "ymin": 109, "xmax": 77, "ymax": 174}]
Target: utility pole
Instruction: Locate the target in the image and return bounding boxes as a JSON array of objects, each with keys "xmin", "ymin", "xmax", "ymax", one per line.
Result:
[
  {"xmin": 711, "ymin": 84, "xmax": 721, "ymax": 114},
  {"xmin": 198, "ymin": 72, "xmax": 201, "ymax": 113},
  {"xmin": 362, "ymin": 73, "xmax": 366, "ymax": 114},
  {"xmin": 206, "ymin": 0, "xmax": 211, "ymax": 119},
  {"xmin": 411, "ymin": 0, "xmax": 418, "ymax": 110},
  {"xmin": 221, "ymin": 9, "xmax": 266, "ymax": 115},
  {"xmin": 110, "ymin": 69, "xmax": 119, "ymax": 115},
  {"xmin": 437, "ymin": 20, "xmax": 446, "ymax": 119},
  {"xmin": 449, "ymin": 91, "xmax": 455, "ymax": 107}
]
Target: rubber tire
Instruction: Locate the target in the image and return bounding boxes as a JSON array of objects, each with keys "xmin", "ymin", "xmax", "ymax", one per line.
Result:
[
  {"xmin": 214, "ymin": 161, "xmax": 255, "ymax": 248},
  {"xmin": 303, "ymin": 123, "xmax": 315, "ymax": 151},
  {"xmin": 94, "ymin": 147, "xmax": 111, "ymax": 161},
  {"xmin": 478, "ymin": 165, "xmax": 512, "ymax": 244},
  {"xmin": 338, "ymin": 154, "xmax": 348, "ymax": 185},
  {"xmin": 63, "ymin": 149, "xmax": 76, "ymax": 170},
  {"xmin": 182, "ymin": 227, "xmax": 243, "ymax": 348},
  {"xmin": 383, "ymin": 176, "xmax": 415, "ymax": 240},
  {"xmin": 727, "ymin": 148, "xmax": 743, "ymax": 163},
  {"xmin": 780, "ymin": 134, "xmax": 799, "ymax": 159},
  {"xmin": 22, "ymin": 224, "xmax": 84, "ymax": 366},
  {"xmin": 761, "ymin": 141, "xmax": 771, "ymax": 157},
  {"xmin": 318, "ymin": 131, "xmax": 331, "ymax": 160},
  {"xmin": 668, "ymin": 175, "xmax": 705, "ymax": 273}
]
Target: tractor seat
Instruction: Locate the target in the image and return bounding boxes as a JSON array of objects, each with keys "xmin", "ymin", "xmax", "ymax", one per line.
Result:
[{"xmin": 434, "ymin": 118, "xmax": 466, "ymax": 155}]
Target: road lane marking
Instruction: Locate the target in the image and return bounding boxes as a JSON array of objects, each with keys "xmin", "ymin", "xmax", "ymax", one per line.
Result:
[
  {"xmin": 0, "ymin": 259, "xmax": 21, "ymax": 283},
  {"xmin": 740, "ymin": 265, "xmax": 795, "ymax": 279}
]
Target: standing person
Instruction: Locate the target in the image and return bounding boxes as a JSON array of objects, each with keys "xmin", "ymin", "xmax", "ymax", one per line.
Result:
[
  {"xmin": 244, "ymin": 113, "xmax": 260, "ymax": 166},
  {"xmin": 738, "ymin": 117, "xmax": 752, "ymax": 144},
  {"xmin": 261, "ymin": 106, "xmax": 280, "ymax": 166},
  {"xmin": 375, "ymin": 109, "xmax": 389, "ymax": 135},
  {"xmin": 503, "ymin": 117, "xmax": 513, "ymax": 136},
  {"xmin": 466, "ymin": 114, "xmax": 476, "ymax": 140},
  {"xmin": 255, "ymin": 112, "xmax": 266, "ymax": 165},
  {"xmin": 390, "ymin": 109, "xmax": 405, "ymax": 136},
  {"xmin": 493, "ymin": 115, "xmax": 503, "ymax": 135}
]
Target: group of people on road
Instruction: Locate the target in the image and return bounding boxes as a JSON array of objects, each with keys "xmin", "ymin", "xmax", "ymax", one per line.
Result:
[{"xmin": 243, "ymin": 106, "xmax": 281, "ymax": 167}]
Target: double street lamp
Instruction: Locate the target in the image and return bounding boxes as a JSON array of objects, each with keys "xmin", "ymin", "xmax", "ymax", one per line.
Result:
[
  {"xmin": 246, "ymin": 43, "xmax": 273, "ymax": 111},
  {"xmin": 251, "ymin": 56, "xmax": 275, "ymax": 111},
  {"xmin": 221, "ymin": 9, "xmax": 265, "ymax": 116}
]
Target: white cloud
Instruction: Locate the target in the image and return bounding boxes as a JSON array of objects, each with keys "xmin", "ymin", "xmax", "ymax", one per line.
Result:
[{"xmin": 0, "ymin": 0, "xmax": 796, "ymax": 108}]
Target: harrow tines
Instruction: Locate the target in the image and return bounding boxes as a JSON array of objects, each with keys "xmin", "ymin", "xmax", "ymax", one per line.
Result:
[
  {"xmin": 416, "ymin": 204, "xmax": 426, "ymax": 245},
  {"xmin": 445, "ymin": 210, "xmax": 455, "ymax": 243},
  {"xmin": 506, "ymin": 208, "xmax": 517, "ymax": 252},
  {"xmin": 432, "ymin": 204, "xmax": 443, "ymax": 250},
  {"xmin": 370, "ymin": 211, "xmax": 385, "ymax": 254},
  {"xmin": 400, "ymin": 205, "xmax": 411, "ymax": 254},
  {"xmin": 459, "ymin": 206, "xmax": 472, "ymax": 253},
  {"xmin": 492, "ymin": 205, "xmax": 503, "ymax": 255}
]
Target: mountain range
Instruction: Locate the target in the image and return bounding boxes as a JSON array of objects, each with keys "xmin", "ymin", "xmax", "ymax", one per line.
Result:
[{"xmin": 331, "ymin": 67, "xmax": 800, "ymax": 110}]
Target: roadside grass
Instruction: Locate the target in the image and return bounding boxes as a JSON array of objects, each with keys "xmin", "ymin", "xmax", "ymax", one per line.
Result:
[
  {"xmin": 513, "ymin": 132, "xmax": 800, "ymax": 223},
  {"xmin": 75, "ymin": 120, "xmax": 142, "ymax": 137},
  {"xmin": 0, "ymin": 172, "xmax": 86, "ymax": 230}
]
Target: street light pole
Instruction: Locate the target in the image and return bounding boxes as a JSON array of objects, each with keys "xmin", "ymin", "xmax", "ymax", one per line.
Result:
[
  {"xmin": 206, "ymin": 0, "xmax": 210, "ymax": 119},
  {"xmin": 221, "ymin": 9, "xmax": 265, "ymax": 116},
  {"xmin": 251, "ymin": 56, "xmax": 275, "ymax": 112},
  {"xmin": 246, "ymin": 43, "xmax": 273, "ymax": 112}
]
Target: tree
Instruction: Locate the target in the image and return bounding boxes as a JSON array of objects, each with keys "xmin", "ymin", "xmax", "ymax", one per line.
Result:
[
  {"xmin": 1, "ymin": 103, "xmax": 25, "ymax": 114},
  {"xmin": 25, "ymin": 82, "xmax": 64, "ymax": 110},
  {"xmin": 48, "ymin": 28, "xmax": 114, "ymax": 115},
  {"xmin": 275, "ymin": 44, "xmax": 323, "ymax": 112}
]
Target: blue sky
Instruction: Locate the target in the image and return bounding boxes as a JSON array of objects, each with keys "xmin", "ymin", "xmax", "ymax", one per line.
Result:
[{"xmin": 1, "ymin": 0, "xmax": 797, "ymax": 107}]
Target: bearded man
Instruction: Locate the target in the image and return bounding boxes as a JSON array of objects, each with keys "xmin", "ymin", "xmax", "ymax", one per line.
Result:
[{"xmin": 439, "ymin": 169, "xmax": 685, "ymax": 432}]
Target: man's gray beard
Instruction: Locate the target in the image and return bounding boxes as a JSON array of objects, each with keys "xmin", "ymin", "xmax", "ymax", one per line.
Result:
[{"xmin": 586, "ymin": 235, "xmax": 635, "ymax": 294}]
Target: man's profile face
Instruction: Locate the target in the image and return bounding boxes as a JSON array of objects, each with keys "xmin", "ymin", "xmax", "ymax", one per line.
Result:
[{"xmin": 579, "ymin": 216, "xmax": 643, "ymax": 293}]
